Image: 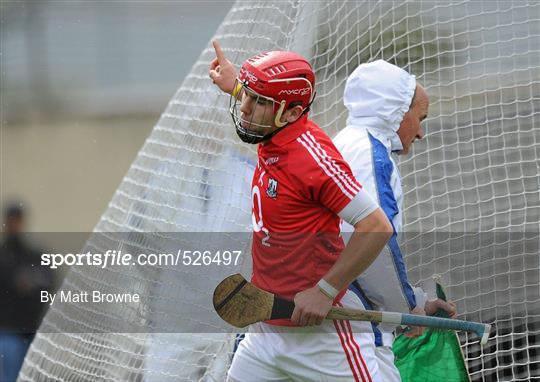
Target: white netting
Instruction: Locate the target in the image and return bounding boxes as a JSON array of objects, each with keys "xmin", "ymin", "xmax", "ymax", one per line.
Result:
[{"xmin": 19, "ymin": 1, "xmax": 539, "ymax": 381}]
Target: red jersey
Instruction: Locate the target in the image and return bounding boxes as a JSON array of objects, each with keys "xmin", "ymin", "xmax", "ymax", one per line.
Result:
[{"xmin": 250, "ymin": 115, "xmax": 362, "ymax": 301}]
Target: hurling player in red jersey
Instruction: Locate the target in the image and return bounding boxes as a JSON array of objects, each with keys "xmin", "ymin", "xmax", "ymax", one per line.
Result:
[{"xmin": 210, "ymin": 41, "xmax": 393, "ymax": 382}]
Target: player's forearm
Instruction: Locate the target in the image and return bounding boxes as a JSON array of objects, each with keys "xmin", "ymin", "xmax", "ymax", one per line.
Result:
[{"xmin": 322, "ymin": 208, "xmax": 392, "ymax": 292}]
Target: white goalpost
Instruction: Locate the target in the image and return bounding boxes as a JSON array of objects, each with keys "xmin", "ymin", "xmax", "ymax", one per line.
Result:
[{"xmin": 19, "ymin": 1, "xmax": 539, "ymax": 381}]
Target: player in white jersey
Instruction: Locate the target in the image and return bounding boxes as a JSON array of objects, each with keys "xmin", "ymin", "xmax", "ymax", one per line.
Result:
[{"xmin": 334, "ymin": 60, "xmax": 457, "ymax": 381}]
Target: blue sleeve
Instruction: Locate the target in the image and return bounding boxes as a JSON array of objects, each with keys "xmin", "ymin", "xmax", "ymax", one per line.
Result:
[{"xmin": 368, "ymin": 133, "xmax": 416, "ymax": 310}]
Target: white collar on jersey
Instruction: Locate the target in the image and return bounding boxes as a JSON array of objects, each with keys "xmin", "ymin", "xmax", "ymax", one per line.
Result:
[{"xmin": 343, "ymin": 59, "xmax": 416, "ymax": 153}]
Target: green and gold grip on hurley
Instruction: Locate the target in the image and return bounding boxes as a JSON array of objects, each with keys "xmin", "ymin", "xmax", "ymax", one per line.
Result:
[{"xmin": 213, "ymin": 274, "xmax": 491, "ymax": 345}]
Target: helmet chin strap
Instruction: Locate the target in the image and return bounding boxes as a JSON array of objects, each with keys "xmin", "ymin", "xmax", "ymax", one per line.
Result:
[{"xmin": 273, "ymin": 101, "xmax": 288, "ymax": 128}]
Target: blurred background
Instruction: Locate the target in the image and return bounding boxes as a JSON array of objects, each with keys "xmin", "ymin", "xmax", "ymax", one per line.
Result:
[
  {"xmin": 1, "ymin": 3, "xmax": 233, "ymax": 380},
  {"xmin": 1, "ymin": 1, "xmax": 234, "ymax": 232}
]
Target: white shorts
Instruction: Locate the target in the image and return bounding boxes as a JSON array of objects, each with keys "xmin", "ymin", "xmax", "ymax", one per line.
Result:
[
  {"xmin": 375, "ymin": 346, "xmax": 401, "ymax": 382},
  {"xmin": 228, "ymin": 290, "xmax": 381, "ymax": 382}
]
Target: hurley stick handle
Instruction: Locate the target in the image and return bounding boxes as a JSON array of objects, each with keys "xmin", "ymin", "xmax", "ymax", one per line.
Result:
[
  {"xmin": 328, "ymin": 307, "xmax": 491, "ymax": 346},
  {"xmin": 327, "ymin": 307, "xmax": 384, "ymax": 322}
]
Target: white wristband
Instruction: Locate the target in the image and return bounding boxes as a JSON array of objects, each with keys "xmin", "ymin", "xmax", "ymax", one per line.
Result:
[{"xmin": 317, "ymin": 279, "xmax": 339, "ymax": 299}]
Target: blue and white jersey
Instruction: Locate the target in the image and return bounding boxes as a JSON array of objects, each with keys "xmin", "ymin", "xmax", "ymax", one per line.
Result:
[{"xmin": 334, "ymin": 60, "xmax": 426, "ymax": 347}]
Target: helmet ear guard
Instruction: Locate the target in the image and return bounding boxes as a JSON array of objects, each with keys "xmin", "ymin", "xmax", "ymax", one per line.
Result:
[{"xmin": 273, "ymin": 101, "xmax": 288, "ymax": 128}]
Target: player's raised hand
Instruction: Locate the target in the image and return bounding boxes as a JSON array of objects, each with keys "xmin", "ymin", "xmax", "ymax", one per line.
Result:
[
  {"xmin": 209, "ymin": 40, "xmax": 237, "ymax": 95},
  {"xmin": 291, "ymin": 286, "xmax": 333, "ymax": 326}
]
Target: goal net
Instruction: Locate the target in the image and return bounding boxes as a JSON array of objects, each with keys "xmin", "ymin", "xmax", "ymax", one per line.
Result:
[{"xmin": 19, "ymin": 1, "xmax": 539, "ymax": 381}]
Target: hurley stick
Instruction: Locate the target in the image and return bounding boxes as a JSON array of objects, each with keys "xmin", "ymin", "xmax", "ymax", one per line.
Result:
[{"xmin": 213, "ymin": 274, "xmax": 491, "ymax": 345}]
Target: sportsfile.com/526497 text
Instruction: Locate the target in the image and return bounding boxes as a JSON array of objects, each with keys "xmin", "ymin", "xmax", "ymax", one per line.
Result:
[{"xmin": 40, "ymin": 250, "xmax": 243, "ymax": 269}]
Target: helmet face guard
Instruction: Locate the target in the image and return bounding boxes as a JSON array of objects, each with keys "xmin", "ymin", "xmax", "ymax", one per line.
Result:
[{"xmin": 229, "ymin": 80, "xmax": 287, "ymax": 144}]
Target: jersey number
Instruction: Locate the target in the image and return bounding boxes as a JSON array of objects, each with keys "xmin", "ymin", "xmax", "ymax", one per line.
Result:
[{"xmin": 252, "ymin": 185, "xmax": 271, "ymax": 247}]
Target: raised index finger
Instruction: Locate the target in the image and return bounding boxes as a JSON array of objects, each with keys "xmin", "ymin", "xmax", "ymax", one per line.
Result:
[{"xmin": 212, "ymin": 40, "xmax": 226, "ymax": 63}]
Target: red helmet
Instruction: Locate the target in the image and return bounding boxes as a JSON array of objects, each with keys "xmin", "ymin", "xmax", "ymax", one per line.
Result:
[
  {"xmin": 230, "ymin": 51, "xmax": 316, "ymax": 144},
  {"xmin": 238, "ymin": 51, "xmax": 315, "ymax": 113}
]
